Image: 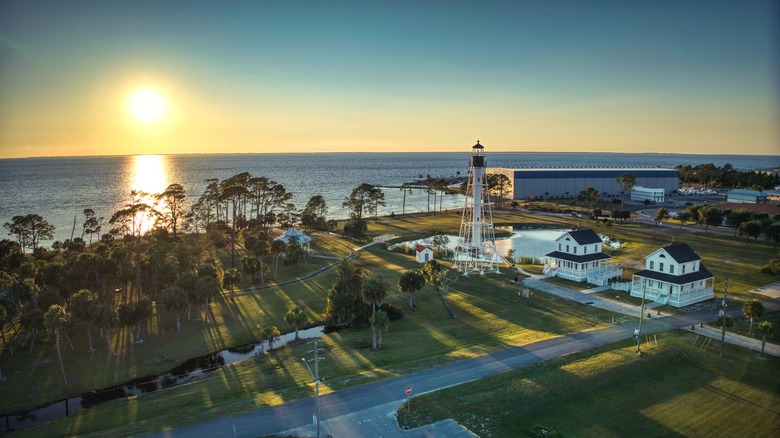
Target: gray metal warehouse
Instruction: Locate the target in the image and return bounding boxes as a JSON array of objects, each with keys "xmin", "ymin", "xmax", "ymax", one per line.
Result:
[{"xmin": 488, "ymin": 167, "xmax": 680, "ymax": 200}]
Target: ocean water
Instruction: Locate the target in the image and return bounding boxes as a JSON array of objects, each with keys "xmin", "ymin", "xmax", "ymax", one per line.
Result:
[{"xmin": 0, "ymin": 152, "xmax": 776, "ymax": 244}]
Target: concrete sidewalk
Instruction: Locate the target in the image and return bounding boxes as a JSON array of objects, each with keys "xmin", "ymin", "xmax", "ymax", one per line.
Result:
[
  {"xmin": 516, "ymin": 268, "xmax": 660, "ymax": 319},
  {"xmin": 684, "ymin": 323, "xmax": 779, "ymax": 357}
]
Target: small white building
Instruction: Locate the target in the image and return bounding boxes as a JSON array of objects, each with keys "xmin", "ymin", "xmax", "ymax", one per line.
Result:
[
  {"xmin": 630, "ymin": 241, "xmax": 714, "ymax": 308},
  {"xmin": 415, "ymin": 245, "xmax": 433, "ymax": 264},
  {"xmin": 726, "ymin": 189, "xmax": 767, "ymax": 204},
  {"xmin": 630, "ymin": 186, "xmax": 665, "ymax": 203},
  {"xmin": 544, "ymin": 229, "xmax": 622, "ymax": 285}
]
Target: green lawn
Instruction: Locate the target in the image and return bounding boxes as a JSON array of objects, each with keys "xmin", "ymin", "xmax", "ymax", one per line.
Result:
[
  {"xmin": 2, "ymin": 238, "xmax": 618, "ymax": 436},
  {"xmin": 397, "ymin": 330, "xmax": 780, "ymax": 437},
  {"xmin": 1, "ymin": 211, "xmax": 778, "ymax": 436}
]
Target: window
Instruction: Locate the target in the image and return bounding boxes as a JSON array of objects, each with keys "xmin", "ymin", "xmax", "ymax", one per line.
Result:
[
  {"xmin": 566, "ymin": 245, "xmax": 570, "ymax": 252},
  {"xmin": 650, "ymin": 261, "xmax": 654, "ymax": 269},
  {"xmin": 574, "ymin": 247, "xmax": 577, "ymax": 254},
  {"xmin": 659, "ymin": 263, "xmax": 664, "ymax": 272},
  {"xmin": 670, "ymin": 265, "xmax": 675, "ymax": 274},
  {"xmin": 682, "ymin": 265, "xmax": 686, "ymax": 274},
  {"xmin": 558, "ymin": 243, "xmax": 561, "ymax": 250}
]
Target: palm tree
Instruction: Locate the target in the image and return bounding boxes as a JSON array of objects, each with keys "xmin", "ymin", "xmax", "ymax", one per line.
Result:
[
  {"xmin": 260, "ymin": 325, "xmax": 281, "ymax": 350},
  {"xmin": 371, "ymin": 310, "xmax": 390, "ymax": 349},
  {"xmin": 241, "ymin": 256, "xmax": 261, "ymax": 285},
  {"xmin": 43, "ymin": 304, "xmax": 70, "ymax": 385},
  {"xmin": 284, "ymin": 306, "xmax": 309, "ymax": 340},
  {"xmin": 222, "ymin": 268, "xmax": 242, "ymax": 301},
  {"xmin": 271, "ymin": 239, "xmax": 287, "ymax": 280},
  {"xmin": 69, "ymin": 289, "xmax": 99, "ymax": 352},
  {"xmin": 742, "ymin": 299, "xmax": 764, "ymax": 335},
  {"xmin": 163, "ymin": 286, "xmax": 188, "ymax": 331},
  {"xmin": 361, "ymin": 275, "xmax": 388, "ymax": 350},
  {"xmin": 244, "ymin": 231, "xmax": 270, "ymax": 285},
  {"xmin": 397, "ymin": 270, "xmax": 425, "ymax": 310},
  {"xmin": 756, "ymin": 321, "xmax": 774, "ymax": 357},
  {"xmin": 93, "ymin": 302, "xmax": 118, "ymax": 355},
  {"xmin": 196, "ymin": 276, "xmax": 220, "ymax": 324}
]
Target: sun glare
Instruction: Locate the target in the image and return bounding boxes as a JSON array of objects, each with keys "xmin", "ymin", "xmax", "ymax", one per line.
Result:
[{"xmin": 128, "ymin": 89, "xmax": 166, "ymax": 123}]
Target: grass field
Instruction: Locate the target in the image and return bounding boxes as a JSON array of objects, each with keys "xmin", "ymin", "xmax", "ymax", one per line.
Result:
[
  {"xmin": 397, "ymin": 330, "xmax": 780, "ymax": 437},
  {"xmin": 1, "ymin": 210, "xmax": 777, "ymax": 436},
  {"xmin": 2, "ymin": 235, "xmax": 618, "ymax": 436}
]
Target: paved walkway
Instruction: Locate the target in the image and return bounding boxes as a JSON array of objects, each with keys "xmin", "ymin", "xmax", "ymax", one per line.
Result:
[
  {"xmin": 684, "ymin": 323, "xmax": 780, "ymax": 357},
  {"xmin": 751, "ymin": 281, "xmax": 780, "ymax": 299},
  {"xmin": 515, "ymin": 268, "xmax": 663, "ymax": 318}
]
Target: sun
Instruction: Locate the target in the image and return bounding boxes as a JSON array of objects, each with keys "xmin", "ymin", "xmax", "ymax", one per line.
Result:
[{"xmin": 128, "ymin": 89, "xmax": 166, "ymax": 123}]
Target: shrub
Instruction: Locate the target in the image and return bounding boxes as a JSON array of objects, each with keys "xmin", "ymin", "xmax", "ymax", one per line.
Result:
[{"xmin": 380, "ymin": 302, "xmax": 404, "ymax": 321}]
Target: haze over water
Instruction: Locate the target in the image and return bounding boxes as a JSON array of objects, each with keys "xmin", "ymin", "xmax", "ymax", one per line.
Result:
[{"xmin": 1, "ymin": 151, "xmax": 776, "ymax": 244}]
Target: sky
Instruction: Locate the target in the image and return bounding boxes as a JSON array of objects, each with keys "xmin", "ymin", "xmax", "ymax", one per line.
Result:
[{"xmin": 0, "ymin": 0, "xmax": 778, "ymax": 158}]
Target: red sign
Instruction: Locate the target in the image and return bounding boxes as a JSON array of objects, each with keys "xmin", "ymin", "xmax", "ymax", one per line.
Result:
[{"xmin": 405, "ymin": 386, "xmax": 412, "ymax": 395}]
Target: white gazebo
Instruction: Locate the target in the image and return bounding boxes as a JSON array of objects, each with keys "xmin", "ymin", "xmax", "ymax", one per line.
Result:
[{"xmin": 275, "ymin": 228, "xmax": 312, "ymax": 251}]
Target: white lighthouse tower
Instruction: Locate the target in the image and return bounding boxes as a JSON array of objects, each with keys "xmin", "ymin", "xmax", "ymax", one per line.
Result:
[{"xmin": 454, "ymin": 141, "xmax": 502, "ymax": 275}]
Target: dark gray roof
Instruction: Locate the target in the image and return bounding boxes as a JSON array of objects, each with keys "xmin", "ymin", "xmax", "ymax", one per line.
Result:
[
  {"xmin": 560, "ymin": 229, "xmax": 602, "ymax": 246},
  {"xmin": 633, "ymin": 264, "xmax": 713, "ymax": 285},
  {"xmin": 662, "ymin": 243, "xmax": 700, "ymax": 263},
  {"xmin": 545, "ymin": 251, "xmax": 610, "ymax": 263}
]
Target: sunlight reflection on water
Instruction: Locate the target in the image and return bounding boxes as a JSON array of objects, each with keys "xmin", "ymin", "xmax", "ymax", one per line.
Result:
[{"xmin": 131, "ymin": 155, "xmax": 169, "ymax": 195}]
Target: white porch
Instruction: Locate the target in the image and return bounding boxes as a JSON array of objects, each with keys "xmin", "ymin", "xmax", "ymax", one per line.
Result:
[
  {"xmin": 630, "ymin": 276, "xmax": 714, "ymax": 308},
  {"xmin": 544, "ymin": 260, "xmax": 622, "ymax": 284}
]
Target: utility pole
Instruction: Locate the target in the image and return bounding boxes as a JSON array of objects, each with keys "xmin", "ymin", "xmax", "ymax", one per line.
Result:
[
  {"xmin": 302, "ymin": 340, "xmax": 324, "ymax": 438},
  {"xmin": 719, "ymin": 279, "xmax": 728, "ymax": 359},
  {"xmin": 636, "ymin": 280, "xmax": 646, "ymax": 355}
]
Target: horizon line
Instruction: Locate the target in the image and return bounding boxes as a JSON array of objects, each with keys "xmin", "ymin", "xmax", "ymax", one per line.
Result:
[{"xmin": 2, "ymin": 150, "xmax": 778, "ymax": 160}]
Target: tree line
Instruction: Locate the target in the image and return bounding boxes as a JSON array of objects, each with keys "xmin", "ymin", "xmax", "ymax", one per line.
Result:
[
  {"xmin": 0, "ymin": 171, "xmax": 373, "ymax": 385},
  {"xmin": 676, "ymin": 163, "xmax": 779, "ymax": 190}
]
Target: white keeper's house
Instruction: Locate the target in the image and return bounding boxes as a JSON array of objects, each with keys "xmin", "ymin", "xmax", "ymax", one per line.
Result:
[
  {"xmin": 630, "ymin": 240, "xmax": 714, "ymax": 307},
  {"xmin": 544, "ymin": 229, "xmax": 622, "ymax": 285}
]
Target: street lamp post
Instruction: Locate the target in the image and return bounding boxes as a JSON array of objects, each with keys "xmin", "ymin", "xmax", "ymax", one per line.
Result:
[
  {"xmin": 637, "ymin": 280, "xmax": 646, "ymax": 355},
  {"xmin": 302, "ymin": 340, "xmax": 323, "ymax": 438},
  {"xmin": 719, "ymin": 279, "xmax": 728, "ymax": 359}
]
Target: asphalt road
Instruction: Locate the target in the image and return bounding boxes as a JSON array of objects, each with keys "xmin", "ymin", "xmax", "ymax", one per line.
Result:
[{"xmin": 149, "ymin": 300, "xmax": 778, "ymax": 438}]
